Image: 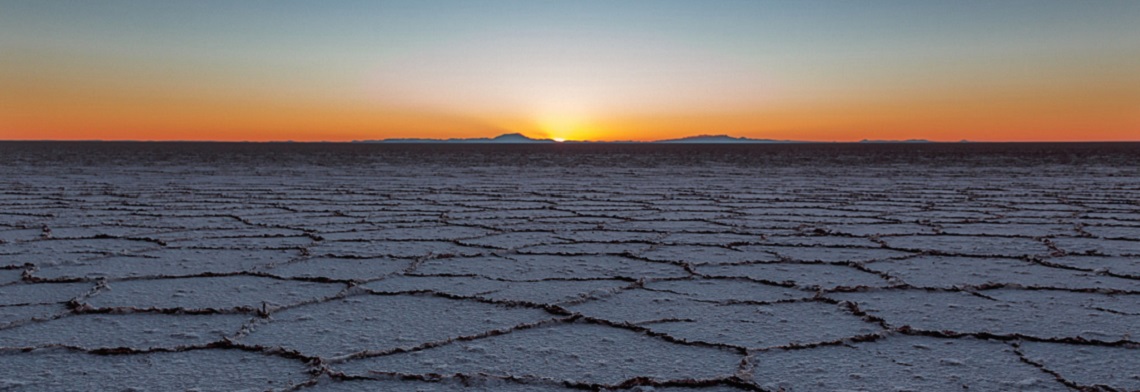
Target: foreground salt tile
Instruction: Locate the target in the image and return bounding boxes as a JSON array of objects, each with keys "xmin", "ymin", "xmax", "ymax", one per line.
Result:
[
  {"xmin": 741, "ymin": 245, "xmax": 914, "ymax": 263},
  {"xmin": 239, "ymin": 293, "xmax": 556, "ymax": 358},
  {"xmin": 831, "ymin": 289, "xmax": 1139, "ymax": 341},
  {"xmin": 825, "ymin": 223, "xmax": 937, "ymax": 236},
  {"xmin": 696, "ymin": 263, "xmax": 889, "ymax": 289},
  {"xmin": 0, "ymin": 347, "xmax": 312, "ymax": 391},
  {"xmin": 318, "ymin": 226, "xmax": 491, "ymax": 241},
  {"xmin": 301, "ymin": 377, "xmax": 573, "ymax": 391},
  {"xmin": 457, "ymin": 231, "xmax": 571, "ymax": 249},
  {"xmin": 1018, "ymin": 341, "xmax": 1140, "ymax": 391},
  {"xmin": 0, "ymin": 237, "xmax": 160, "ymax": 266},
  {"xmin": 312, "ymin": 240, "xmax": 487, "ymax": 258},
  {"xmin": 761, "ymin": 235, "xmax": 881, "ymax": 247},
  {"xmin": 940, "ymin": 223, "xmax": 1075, "ymax": 237},
  {"xmin": 0, "ymin": 304, "xmax": 66, "ymax": 326},
  {"xmin": 864, "ymin": 256, "xmax": 1140, "ymax": 291},
  {"xmin": 262, "ymin": 256, "xmax": 410, "ymax": 281},
  {"xmin": 333, "ymin": 322, "xmax": 744, "ymax": 385},
  {"xmin": 1081, "ymin": 225, "xmax": 1140, "ymax": 240},
  {"xmin": 752, "ymin": 335, "xmax": 1069, "ymax": 391},
  {"xmin": 567, "ymin": 289, "xmax": 879, "ymax": 348},
  {"xmin": 31, "ymin": 248, "xmax": 297, "ymax": 280},
  {"xmin": 656, "ymin": 232, "xmax": 760, "ymax": 246},
  {"xmin": 363, "ymin": 275, "xmax": 630, "ymax": 304},
  {"xmin": 84, "ymin": 276, "xmax": 345, "ymax": 310},
  {"xmin": 1041, "ymin": 255, "xmax": 1140, "ymax": 278},
  {"xmin": 0, "ymin": 282, "xmax": 94, "ymax": 306},
  {"xmin": 1051, "ymin": 237, "xmax": 1140, "ymax": 257},
  {"xmin": 642, "ymin": 245, "xmax": 780, "ymax": 265},
  {"xmin": 0, "ymin": 268, "xmax": 23, "ymax": 284},
  {"xmin": 882, "ymin": 235, "xmax": 1050, "ymax": 257},
  {"xmin": 414, "ymin": 254, "xmax": 687, "ymax": 280},
  {"xmin": 604, "ymin": 219, "xmax": 734, "ymax": 232},
  {"xmin": 165, "ymin": 234, "xmax": 314, "ymax": 249},
  {"xmin": 517, "ymin": 242, "xmax": 653, "ymax": 256},
  {"xmin": 642, "ymin": 278, "xmax": 812, "ymax": 303},
  {"xmin": 0, "ymin": 312, "xmax": 250, "ymax": 349}
]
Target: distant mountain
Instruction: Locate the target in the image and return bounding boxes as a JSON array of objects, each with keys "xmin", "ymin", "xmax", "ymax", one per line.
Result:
[
  {"xmin": 654, "ymin": 135, "xmax": 801, "ymax": 144},
  {"xmin": 364, "ymin": 133, "xmax": 555, "ymax": 144}
]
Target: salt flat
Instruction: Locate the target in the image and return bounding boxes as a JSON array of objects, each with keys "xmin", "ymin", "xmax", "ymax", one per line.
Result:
[{"xmin": 0, "ymin": 142, "xmax": 1137, "ymax": 391}]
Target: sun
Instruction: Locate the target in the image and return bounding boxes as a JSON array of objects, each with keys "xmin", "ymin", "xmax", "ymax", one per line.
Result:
[{"xmin": 553, "ymin": 137, "xmax": 566, "ymax": 142}]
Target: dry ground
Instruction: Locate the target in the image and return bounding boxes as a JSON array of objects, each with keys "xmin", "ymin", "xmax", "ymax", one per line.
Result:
[{"xmin": 1, "ymin": 143, "xmax": 1137, "ymax": 391}]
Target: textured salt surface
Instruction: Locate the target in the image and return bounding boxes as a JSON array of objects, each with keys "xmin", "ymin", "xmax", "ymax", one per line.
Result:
[{"xmin": 1, "ymin": 143, "xmax": 1138, "ymax": 390}]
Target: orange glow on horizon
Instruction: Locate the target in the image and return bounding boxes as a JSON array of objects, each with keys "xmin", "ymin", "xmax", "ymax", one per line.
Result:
[
  {"xmin": 3, "ymin": 51, "xmax": 1137, "ymax": 142},
  {"xmin": 4, "ymin": 2, "xmax": 1139, "ymax": 143}
]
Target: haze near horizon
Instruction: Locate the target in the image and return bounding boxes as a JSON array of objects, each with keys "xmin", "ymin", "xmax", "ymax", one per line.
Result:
[{"xmin": 2, "ymin": 0, "xmax": 1138, "ymax": 142}]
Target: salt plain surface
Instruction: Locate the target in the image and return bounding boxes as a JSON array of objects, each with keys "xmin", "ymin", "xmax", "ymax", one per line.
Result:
[{"xmin": 0, "ymin": 142, "xmax": 1138, "ymax": 391}]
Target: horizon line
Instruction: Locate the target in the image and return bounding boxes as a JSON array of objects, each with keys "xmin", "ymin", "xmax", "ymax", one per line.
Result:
[{"xmin": 3, "ymin": 139, "xmax": 1139, "ymax": 144}]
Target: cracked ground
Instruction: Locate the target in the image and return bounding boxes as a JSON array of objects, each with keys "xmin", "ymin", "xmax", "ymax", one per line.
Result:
[{"xmin": 1, "ymin": 142, "xmax": 1138, "ymax": 391}]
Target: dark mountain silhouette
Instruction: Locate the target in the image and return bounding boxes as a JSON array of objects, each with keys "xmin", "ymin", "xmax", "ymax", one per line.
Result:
[
  {"xmin": 368, "ymin": 133, "xmax": 555, "ymax": 144},
  {"xmin": 654, "ymin": 135, "xmax": 800, "ymax": 144}
]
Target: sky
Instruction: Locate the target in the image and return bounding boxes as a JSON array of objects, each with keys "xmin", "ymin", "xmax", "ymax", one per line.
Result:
[{"xmin": 2, "ymin": 0, "xmax": 1138, "ymax": 142}]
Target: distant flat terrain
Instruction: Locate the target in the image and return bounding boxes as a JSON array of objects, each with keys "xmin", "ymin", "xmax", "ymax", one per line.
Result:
[{"xmin": 1, "ymin": 142, "xmax": 1138, "ymax": 391}]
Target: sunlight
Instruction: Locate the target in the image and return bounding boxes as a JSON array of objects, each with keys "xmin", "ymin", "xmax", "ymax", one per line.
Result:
[{"xmin": 538, "ymin": 114, "xmax": 587, "ymax": 142}]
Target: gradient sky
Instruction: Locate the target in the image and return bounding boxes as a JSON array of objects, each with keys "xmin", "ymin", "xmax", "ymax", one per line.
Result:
[{"xmin": 2, "ymin": 0, "xmax": 1138, "ymax": 141}]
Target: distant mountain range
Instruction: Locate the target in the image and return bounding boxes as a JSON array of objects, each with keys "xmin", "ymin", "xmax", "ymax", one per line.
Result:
[
  {"xmin": 359, "ymin": 133, "xmax": 933, "ymax": 144},
  {"xmin": 374, "ymin": 133, "xmax": 555, "ymax": 144}
]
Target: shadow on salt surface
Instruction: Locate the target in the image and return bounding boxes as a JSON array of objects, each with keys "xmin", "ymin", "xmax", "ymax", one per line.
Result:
[
  {"xmin": 0, "ymin": 312, "xmax": 250, "ymax": 349},
  {"xmin": 238, "ymin": 294, "xmax": 555, "ymax": 358},
  {"xmin": 863, "ymin": 256, "xmax": 1140, "ymax": 291},
  {"xmin": 830, "ymin": 289, "xmax": 1139, "ymax": 341},
  {"xmin": 1018, "ymin": 341, "xmax": 1140, "ymax": 391},
  {"xmin": 566, "ymin": 289, "xmax": 879, "ymax": 349},
  {"xmin": 0, "ymin": 347, "xmax": 311, "ymax": 391},
  {"xmin": 84, "ymin": 276, "xmax": 345, "ymax": 310},
  {"xmin": 332, "ymin": 322, "xmax": 743, "ymax": 385},
  {"xmin": 362, "ymin": 275, "xmax": 631, "ymax": 305},
  {"xmin": 413, "ymin": 255, "xmax": 687, "ymax": 280},
  {"xmin": 30, "ymin": 248, "xmax": 297, "ymax": 280},
  {"xmin": 752, "ymin": 335, "xmax": 1069, "ymax": 392}
]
